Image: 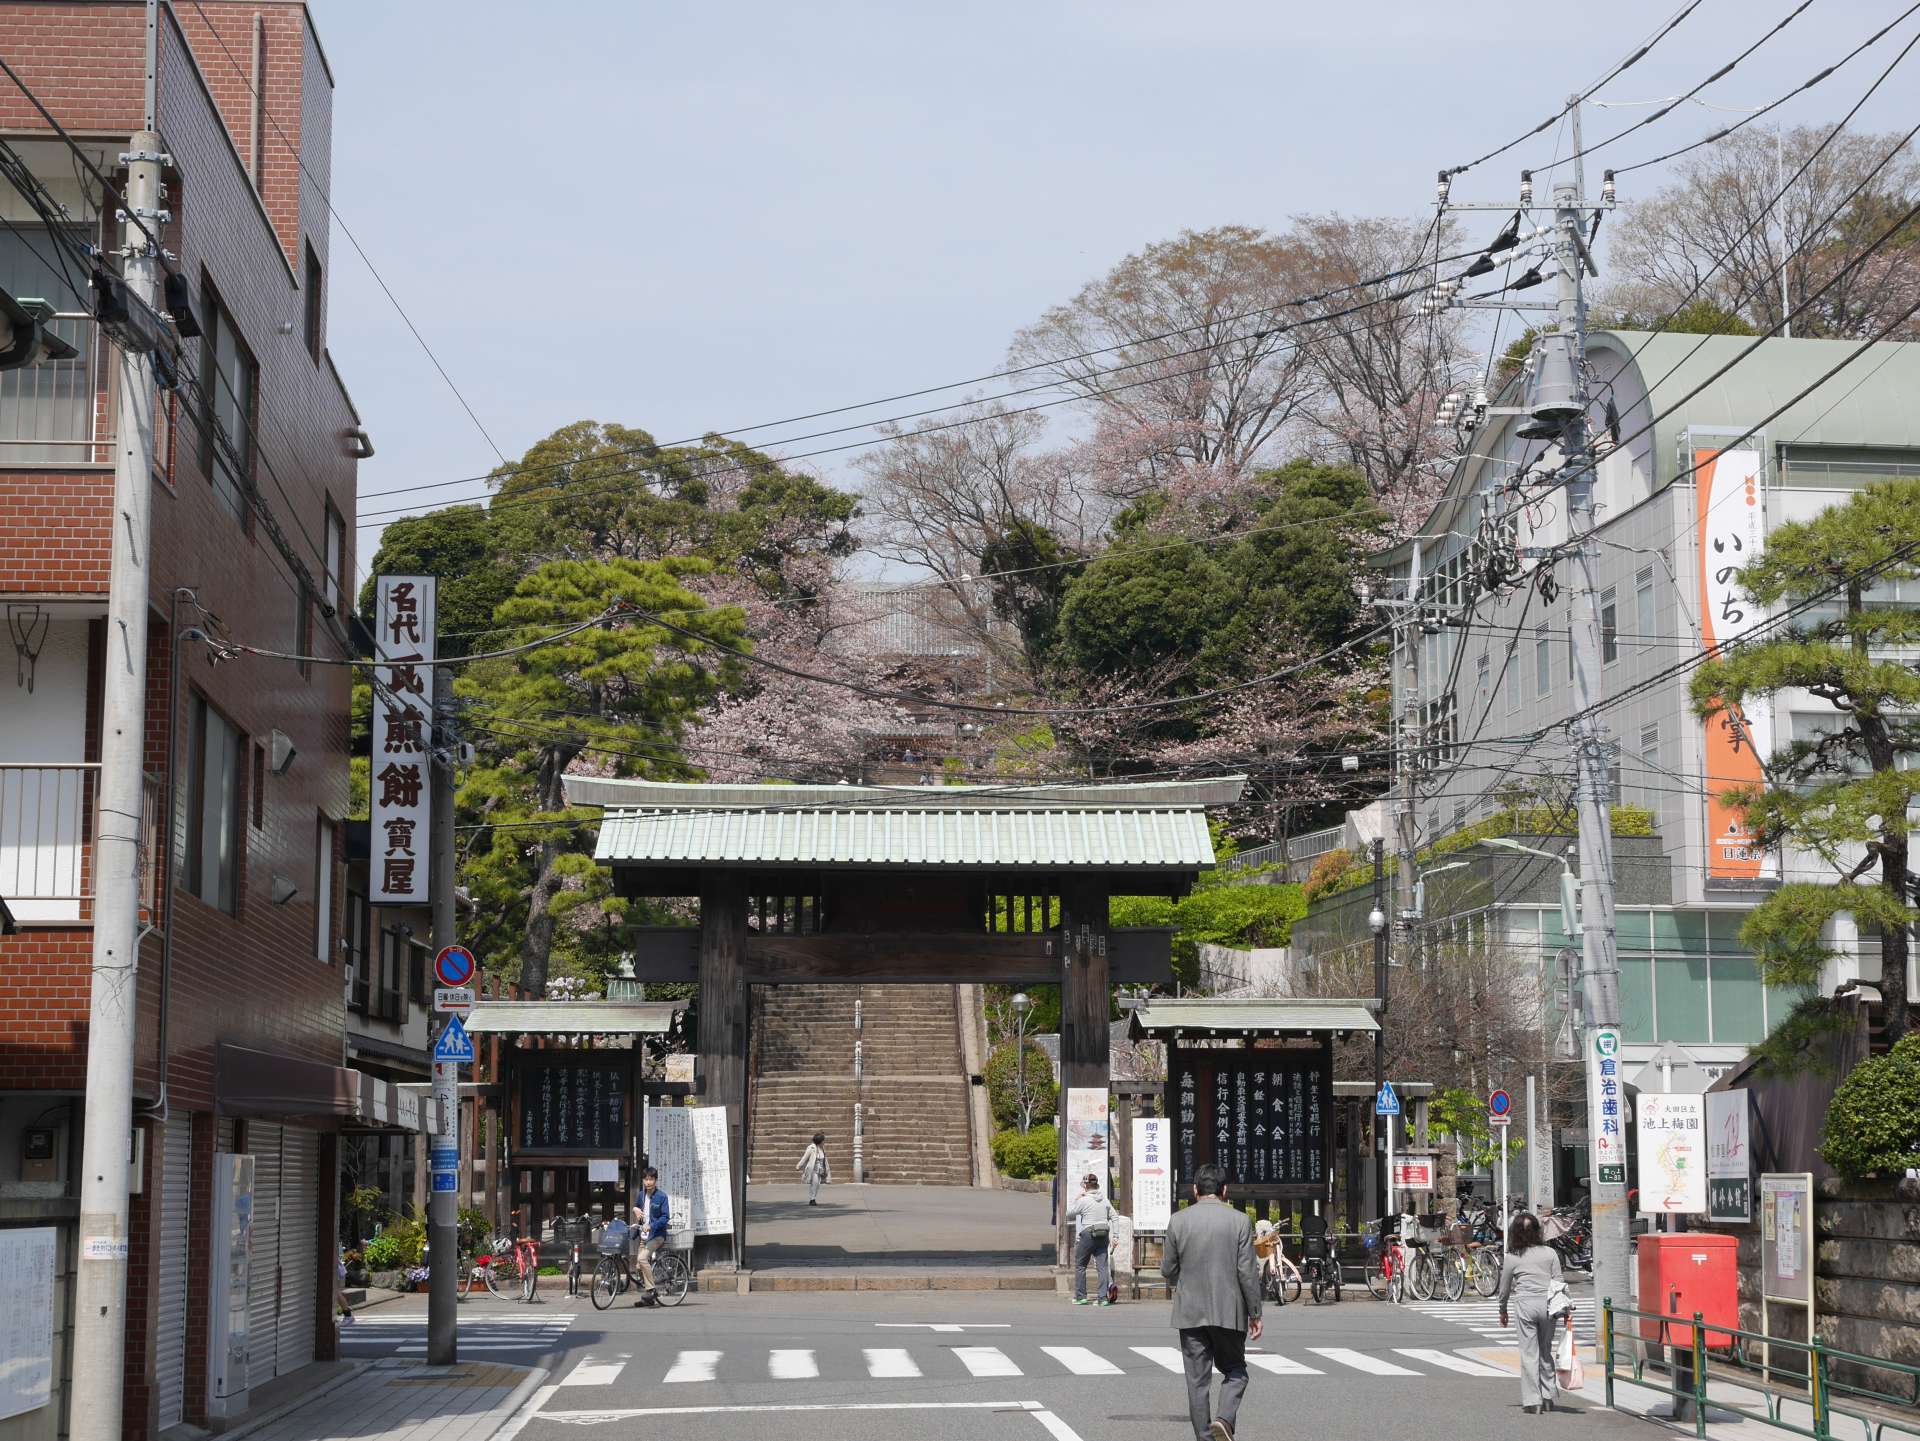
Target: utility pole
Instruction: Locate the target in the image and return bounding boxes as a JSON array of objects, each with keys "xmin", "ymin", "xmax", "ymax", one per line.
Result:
[
  {"xmin": 427, "ymin": 668, "xmax": 459, "ymax": 1364},
  {"xmin": 1393, "ymin": 546, "xmax": 1423, "ymax": 940},
  {"xmin": 1370, "ymin": 838, "xmax": 1388, "ymax": 1222},
  {"xmin": 70, "ymin": 131, "xmax": 163, "ymax": 1441},
  {"xmin": 1554, "ymin": 94, "xmax": 1632, "ymax": 1318}
]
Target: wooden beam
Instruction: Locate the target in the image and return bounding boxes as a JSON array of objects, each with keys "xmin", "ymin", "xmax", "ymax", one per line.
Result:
[
  {"xmin": 1056, "ymin": 876, "xmax": 1111, "ymax": 1266},
  {"xmin": 696, "ymin": 875, "xmax": 748, "ymax": 1272},
  {"xmin": 627, "ymin": 925, "xmax": 1173, "ymax": 986}
]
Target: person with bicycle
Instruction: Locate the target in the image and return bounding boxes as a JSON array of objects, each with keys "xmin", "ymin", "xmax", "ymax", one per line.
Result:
[{"xmin": 630, "ymin": 1167, "xmax": 670, "ymax": 1307}]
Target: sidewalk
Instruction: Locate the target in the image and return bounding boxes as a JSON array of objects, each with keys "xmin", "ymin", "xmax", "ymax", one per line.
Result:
[{"xmin": 214, "ymin": 1359, "xmax": 545, "ymax": 1441}]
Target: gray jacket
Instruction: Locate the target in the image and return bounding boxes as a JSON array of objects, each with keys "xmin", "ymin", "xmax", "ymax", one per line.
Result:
[{"xmin": 1162, "ymin": 1197, "xmax": 1262, "ymax": 1332}]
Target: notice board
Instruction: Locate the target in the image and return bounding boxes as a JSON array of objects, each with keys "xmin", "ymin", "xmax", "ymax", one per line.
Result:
[
  {"xmin": 516, "ymin": 1061, "xmax": 628, "ymax": 1153},
  {"xmin": 648, "ymin": 1105, "xmax": 733, "ymax": 1237},
  {"xmin": 0, "ymin": 1226, "xmax": 55, "ymax": 1421},
  {"xmin": 1168, "ymin": 1042, "xmax": 1332, "ymax": 1196}
]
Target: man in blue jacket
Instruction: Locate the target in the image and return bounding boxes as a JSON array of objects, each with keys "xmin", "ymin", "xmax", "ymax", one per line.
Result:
[{"xmin": 630, "ymin": 1167, "xmax": 670, "ymax": 1306}]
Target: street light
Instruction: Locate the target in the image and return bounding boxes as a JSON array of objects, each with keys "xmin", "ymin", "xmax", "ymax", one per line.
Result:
[
  {"xmin": 1011, "ymin": 991, "xmax": 1033, "ymax": 1134},
  {"xmin": 1476, "ymin": 836, "xmax": 1579, "ymax": 940}
]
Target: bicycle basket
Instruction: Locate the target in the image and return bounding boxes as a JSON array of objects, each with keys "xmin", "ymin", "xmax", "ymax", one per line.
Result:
[
  {"xmin": 1362, "ymin": 1218, "xmax": 1384, "ymax": 1250},
  {"xmin": 597, "ymin": 1220, "xmax": 630, "ymax": 1254}
]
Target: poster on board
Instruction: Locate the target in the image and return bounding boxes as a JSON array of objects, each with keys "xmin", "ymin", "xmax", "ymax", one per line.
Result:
[
  {"xmin": 0, "ymin": 1227, "xmax": 54, "ymax": 1421},
  {"xmin": 1636, "ymin": 1093, "xmax": 1707, "ymax": 1215},
  {"xmin": 1761, "ymin": 1173, "xmax": 1814, "ymax": 1304},
  {"xmin": 1132, "ymin": 1117, "xmax": 1172, "ymax": 1231},
  {"xmin": 1064, "ymin": 1087, "xmax": 1110, "ymax": 1198},
  {"xmin": 1706, "ymin": 1089, "xmax": 1752, "ymax": 1223},
  {"xmin": 648, "ymin": 1107, "xmax": 732, "ymax": 1238}
]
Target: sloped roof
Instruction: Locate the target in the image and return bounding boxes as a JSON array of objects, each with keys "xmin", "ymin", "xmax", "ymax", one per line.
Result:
[{"xmin": 1127, "ymin": 996, "xmax": 1379, "ymax": 1039}]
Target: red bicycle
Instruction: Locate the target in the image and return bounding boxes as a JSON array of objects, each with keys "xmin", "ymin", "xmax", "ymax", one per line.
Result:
[
  {"xmin": 1363, "ymin": 1217, "xmax": 1413, "ymax": 1303},
  {"xmin": 464, "ymin": 1233, "xmax": 540, "ymax": 1302}
]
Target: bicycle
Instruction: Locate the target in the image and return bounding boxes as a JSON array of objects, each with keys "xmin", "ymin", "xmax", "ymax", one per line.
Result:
[
  {"xmin": 1255, "ymin": 1229, "xmax": 1302, "ymax": 1306},
  {"xmin": 465, "ymin": 1234, "xmax": 540, "ymax": 1302},
  {"xmin": 1363, "ymin": 1217, "xmax": 1412, "ymax": 1303},
  {"xmin": 590, "ymin": 1228, "xmax": 691, "ymax": 1310},
  {"xmin": 1297, "ymin": 1215, "xmax": 1341, "ymax": 1303}
]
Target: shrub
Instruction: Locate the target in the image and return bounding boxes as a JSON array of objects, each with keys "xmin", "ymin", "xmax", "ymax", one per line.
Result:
[
  {"xmin": 992, "ymin": 1123, "xmax": 1058, "ymax": 1180},
  {"xmin": 1301, "ymin": 847, "xmax": 1352, "ymax": 903},
  {"xmin": 362, "ymin": 1214, "xmax": 426, "ymax": 1270},
  {"xmin": 1819, "ymin": 1034, "xmax": 1920, "ymax": 1181},
  {"xmin": 985, "ymin": 1039, "xmax": 1057, "ymax": 1131}
]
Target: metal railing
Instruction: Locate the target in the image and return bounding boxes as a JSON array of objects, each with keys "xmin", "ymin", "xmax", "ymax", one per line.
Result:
[
  {"xmin": 0, "ymin": 310, "xmax": 97, "ymax": 462},
  {"xmin": 0, "ymin": 762, "xmax": 98, "ymax": 916},
  {"xmin": 0, "ymin": 764, "xmax": 162, "ymax": 925},
  {"xmin": 1600, "ymin": 1299, "xmax": 1920, "ymax": 1441}
]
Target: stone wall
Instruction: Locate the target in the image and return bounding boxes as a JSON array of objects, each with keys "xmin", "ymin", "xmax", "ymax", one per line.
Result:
[{"xmin": 1814, "ymin": 1177, "xmax": 1920, "ymax": 1397}]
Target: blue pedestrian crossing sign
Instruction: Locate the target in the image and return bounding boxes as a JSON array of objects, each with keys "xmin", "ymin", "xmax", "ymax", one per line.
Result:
[
  {"xmin": 1375, "ymin": 1082, "xmax": 1401, "ymax": 1116},
  {"xmin": 432, "ymin": 1014, "xmax": 475, "ymax": 1064}
]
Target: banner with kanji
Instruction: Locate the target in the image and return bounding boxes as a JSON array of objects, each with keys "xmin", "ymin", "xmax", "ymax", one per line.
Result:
[{"xmin": 372, "ymin": 575, "xmax": 436, "ymax": 903}]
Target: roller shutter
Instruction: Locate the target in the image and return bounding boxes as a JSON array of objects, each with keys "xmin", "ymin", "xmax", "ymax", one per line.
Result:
[
  {"xmin": 273, "ymin": 1127, "xmax": 320, "ymax": 1373},
  {"xmin": 245, "ymin": 1122, "xmax": 283, "ymax": 1389},
  {"xmin": 155, "ymin": 1117, "xmax": 193, "ymax": 1429}
]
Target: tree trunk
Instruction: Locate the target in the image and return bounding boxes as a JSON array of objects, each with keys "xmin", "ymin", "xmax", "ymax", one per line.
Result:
[
  {"xmin": 1883, "ymin": 830, "xmax": 1911, "ymax": 1046},
  {"xmin": 517, "ymin": 842, "xmax": 562, "ymax": 997}
]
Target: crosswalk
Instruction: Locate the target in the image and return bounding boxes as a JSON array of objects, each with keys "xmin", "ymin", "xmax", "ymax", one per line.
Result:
[
  {"xmin": 338, "ymin": 1313, "xmax": 577, "ymax": 1359},
  {"xmin": 545, "ymin": 1342, "xmax": 1511, "ymax": 1389},
  {"xmin": 1402, "ymin": 1298, "xmax": 1599, "ymax": 1344}
]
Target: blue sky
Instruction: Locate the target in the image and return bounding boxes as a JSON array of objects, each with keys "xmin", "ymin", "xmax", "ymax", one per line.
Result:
[{"xmin": 317, "ymin": 0, "xmax": 1916, "ymax": 575}]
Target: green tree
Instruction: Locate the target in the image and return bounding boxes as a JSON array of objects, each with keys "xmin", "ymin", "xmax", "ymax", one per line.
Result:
[
  {"xmin": 1052, "ymin": 540, "xmax": 1231, "ymax": 682},
  {"xmin": 357, "ymin": 505, "xmax": 525, "ymax": 660},
  {"xmin": 1691, "ymin": 479, "xmax": 1920, "ymax": 1043},
  {"xmin": 455, "ymin": 557, "xmax": 745, "ymax": 994},
  {"xmin": 1819, "ymin": 1033, "xmax": 1920, "ymax": 1179},
  {"xmin": 1217, "ymin": 459, "xmax": 1386, "ymax": 650}
]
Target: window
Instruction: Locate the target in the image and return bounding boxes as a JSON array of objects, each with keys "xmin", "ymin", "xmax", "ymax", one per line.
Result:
[
  {"xmin": 1640, "ymin": 724, "xmax": 1661, "ymax": 799},
  {"xmin": 1506, "ymin": 638, "xmax": 1520, "ymax": 714},
  {"xmin": 376, "ymin": 926, "xmax": 405, "ymax": 1021},
  {"xmin": 1534, "ymin": 624, "xmax": 1551, "ymax": 699},
  {"xmin": 200, "ymin": 280, "xmax": 255, "ymax": 524},
  {"xmin": 0, "ymin": 223, "xmax": 94, "ymax": 461},
  {"xmin": 1601, "ymin": 588, "xmax": 1618, "ymax": 664},
  {"xmin": 323, "ymin": 501, "xmax": 347, "ymax": 617},
  {"xmin": 303, "ymin": 240, "xmax": 323, "ymax": 363},
  {"xmin": 251, "ymin": 740, "xmax": 265, "ymax": 828},
  {"xmin": 1635, "ymin": 565, "xmax": 1656, "ymax": 651},
  {"xmin": 1609, "ymin": 756, "xmax": 1622, "ymax": 804},
  {"xmin": 409, "ymin": 938, "xmax": 430, "ymax": 1007},
  {"xmin": 295, "ymin": 584, "xmax": 312, "ymax": 680},
  {"xmin": 186, "ymin": 694, "xmax": 244, "ymax": 913},
  {"xmin": 345, "ymin": 889, "xmax": 370, "ymax": 1012},
  {"xmin": 1476, "ymin": 650, "xmax": 1491, "ymax": 696},
  {"xmin": 314, "ymin": 815, "xmax": 334, "ymax": 963}
]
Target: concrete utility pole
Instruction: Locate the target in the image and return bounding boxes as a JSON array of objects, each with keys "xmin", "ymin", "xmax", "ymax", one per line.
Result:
[
  {"xmin": 427, "ymin": 668, "xmax": 459, "ymax": 1364},
  {"xmin": 1369, "ymin": 839, "xmax": 1388, "ymax": 1222},
  {"xmin": 1553, "ymin": 95, "xmax": 1632, "ymax": 1316},
  {"xmin": 1393, "ymin": 545, "xmax": 1423, "ymax": 938},
  {"xmin": 70, "ymin": 131, "xmax": 163, "ymax": 1441}
]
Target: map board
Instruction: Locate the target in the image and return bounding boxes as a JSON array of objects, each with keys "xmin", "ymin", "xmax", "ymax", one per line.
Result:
[{"xmin": 0, "ymin": 1226, "xmax": 55, "ymax": 1420}]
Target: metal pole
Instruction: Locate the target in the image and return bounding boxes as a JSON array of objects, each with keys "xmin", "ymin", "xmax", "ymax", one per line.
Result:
[
  {"xmin": 1558, "ymin": 92, "xmax": 1633, "ymax": 1320},
  {"xmin": 1499, "ymin": 1125, "xmax": 1509, "ymax": 1238},
  {"xmin": 70, "ymin": 128, "xmax": 162, "ymax": 1441},
  {"xmin": 1386, "ymin": 1113, "xmax": 1396, "ymax": 1221},
  {"xmin": 426, "ymin": 669, "xmax": 458, "ymax": 1363},
  {"xmin": 1777, "ymin": 128, "xmax": 1791, "ymax": 339},
  {"xmin": 1526, "ymin": 1072, "xmax": 1539, "ymax": 1214},
  {"xmin": 1015, "ymin": 1011, "xmax": 1027, "ymax": 1133},
  {"xmin": 1394, "ymin": 548, "xmax": 1423, "ymax": 943},
  {"xmin": 1372, "ymin": 838, "xmax": 1388, "ymax": 1222}
]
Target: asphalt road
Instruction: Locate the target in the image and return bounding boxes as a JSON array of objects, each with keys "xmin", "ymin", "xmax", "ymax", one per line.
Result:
[{"xmin": 355, "ymin": 1285, "xmax": 1643, "ymax": 1441}]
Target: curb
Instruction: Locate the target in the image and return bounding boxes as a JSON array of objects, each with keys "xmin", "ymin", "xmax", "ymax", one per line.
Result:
[{"xmin": 202, "ymin": 1362, "xmax": 369, "ymax": 1440}]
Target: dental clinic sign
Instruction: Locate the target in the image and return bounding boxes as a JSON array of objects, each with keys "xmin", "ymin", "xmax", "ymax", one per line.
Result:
[{"xmin": 371, "ymin": 576, "xmax": 436, "ymax": 903}]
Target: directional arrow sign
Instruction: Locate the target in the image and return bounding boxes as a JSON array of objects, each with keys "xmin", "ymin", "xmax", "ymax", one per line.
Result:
[{"xmin": 432, "ymin": 1014, "xmax": 475, "ymax": 1064}]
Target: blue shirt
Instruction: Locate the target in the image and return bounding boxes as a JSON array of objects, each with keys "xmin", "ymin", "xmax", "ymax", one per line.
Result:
[{"xmin": 634, "ymin": 1186, "xmax": 670, "ymax": 1239}]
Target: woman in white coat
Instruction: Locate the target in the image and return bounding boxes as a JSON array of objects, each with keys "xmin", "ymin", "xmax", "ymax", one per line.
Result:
[{"xmin": 797, "ymin": 1132, "xmax": 830, "ymax": 1204}]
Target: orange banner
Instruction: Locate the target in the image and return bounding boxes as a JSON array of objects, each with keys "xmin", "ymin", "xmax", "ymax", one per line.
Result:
[{"xmin": 1695, "ymin": 448, "xmax": 1769, "ymax": 882}]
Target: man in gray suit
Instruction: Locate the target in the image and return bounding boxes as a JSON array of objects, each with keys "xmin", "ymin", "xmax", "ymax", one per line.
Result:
[{"xmin": 1161, "ymin": 1164, "xmax": 1262, "ymax": 1441}]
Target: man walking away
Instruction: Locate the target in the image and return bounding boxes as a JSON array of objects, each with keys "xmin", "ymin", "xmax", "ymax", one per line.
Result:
[
  {"xmin": 1161, "ymin": 1165, "xmax": 1262, "ymax": 1441},
  {"xmin": 1067, "ymin": 1173, "xmax": 1114, "ymax": 1306}
]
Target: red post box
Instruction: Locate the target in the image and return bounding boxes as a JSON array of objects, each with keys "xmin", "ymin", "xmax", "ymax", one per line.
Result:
[{"xmin": 1636, "ymin": 1232, "xmax": 1739, "ymax": 1349}]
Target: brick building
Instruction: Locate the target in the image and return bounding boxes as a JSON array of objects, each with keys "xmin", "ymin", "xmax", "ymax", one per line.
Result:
[{"xmin": 0, "ymin": 5, "xmax": 407, "ymax": 1438}]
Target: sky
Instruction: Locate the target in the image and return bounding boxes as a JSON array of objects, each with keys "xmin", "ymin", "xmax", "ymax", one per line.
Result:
[{"xmin": 316, "ymin": 0, "xmax": 1918, "ymax": 581}]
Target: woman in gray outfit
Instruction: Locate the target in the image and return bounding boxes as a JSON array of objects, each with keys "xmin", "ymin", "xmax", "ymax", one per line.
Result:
[{"xmin": 1497, "ymin": 1212, "xmax": 1567, "ymax": 1413}]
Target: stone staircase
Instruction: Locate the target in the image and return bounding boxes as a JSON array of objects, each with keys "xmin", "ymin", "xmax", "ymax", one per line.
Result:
[{"xmin": 748, "ymin": 983, "xmax": 975, "ymax": 1187}]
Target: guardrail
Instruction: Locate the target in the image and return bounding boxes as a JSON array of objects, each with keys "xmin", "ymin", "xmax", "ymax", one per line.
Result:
[
  {"xmin": 1600, "ymin": 1298, "xmax": 1920, "ymax": 1441},
  {"xmin": 0, "ymin": 762, "xmax": 98, "ymax": 917}
]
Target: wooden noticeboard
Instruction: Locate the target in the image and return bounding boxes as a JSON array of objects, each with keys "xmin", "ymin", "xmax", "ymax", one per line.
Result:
[
  {"xmin": 1166, "ymin": 1039, "xmax": 1333, "ymax": 1199},
  {"xmin": 513, "ymin": 1056, "xmax": 631, "ymax": 1154}
]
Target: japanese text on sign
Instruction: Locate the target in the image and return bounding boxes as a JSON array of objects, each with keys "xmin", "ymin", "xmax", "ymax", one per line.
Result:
[
  {"xmin": 1171, "ymin": 1046, "xmax": 1329, "ymax": 1191},
  {"xmin": 372, "ymin": 576, "xmax": 436, "ymax": 903},
  {"xmin": 516, "ymin": 1063, "xmax": 628, "ymax": 1152},
  {"xmin": 1587, "ymin": 1027, "xmax": 1626, "ymax": 1184}
]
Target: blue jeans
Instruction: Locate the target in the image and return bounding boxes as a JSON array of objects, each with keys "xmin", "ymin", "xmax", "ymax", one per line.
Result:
[{"xmin": 1073, "ymin": 1227, "xmax": 1110, "ymax": 1300}]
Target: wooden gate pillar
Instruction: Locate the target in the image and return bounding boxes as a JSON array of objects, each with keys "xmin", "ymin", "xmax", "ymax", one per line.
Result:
[
  {"xmin": 697, "ymin": 873, "xmax": 749, "ymax": 1271},
  {"xmin": 1056, "ymin": 877, "xmax": 1111, "ymax": 1264}
]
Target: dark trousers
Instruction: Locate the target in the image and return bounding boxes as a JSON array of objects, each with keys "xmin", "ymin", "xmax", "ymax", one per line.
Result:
[{"xmin": 1179, "ymin": 1325, "xmax": 1249, "ymax": 1440}]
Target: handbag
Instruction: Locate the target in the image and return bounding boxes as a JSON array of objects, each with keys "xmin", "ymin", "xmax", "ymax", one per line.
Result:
[{"xmin": 1555, "ymin": 1322, "xmax": 1585, "ymax": 1390}]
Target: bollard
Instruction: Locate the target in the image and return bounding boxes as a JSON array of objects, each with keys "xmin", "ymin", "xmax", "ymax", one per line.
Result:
[
  {"xmin": 1602, "ymin": 1299, "xmax": 1615, "ymax": 1409},
  {"xmin": 1812, "ymin": 1342, "xmax": 1830, "ymax": 1441},
  {"xmin": 1692, "ymin": 1313, "xmax": 1708, "ymax": 1441}
]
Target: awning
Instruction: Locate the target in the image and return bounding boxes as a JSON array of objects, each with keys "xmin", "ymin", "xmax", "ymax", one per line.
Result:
[
  {"xmin": 463, "ymin": 1000, "xmax": 682, "ymax": 1035},
  {"xmin": 1127, "ymin": 997, "xmax": 1381, "ymax": 1041},
  {"xmin": 215, "ymin": 1042, "xmax": 438, "ymax": 1133}
]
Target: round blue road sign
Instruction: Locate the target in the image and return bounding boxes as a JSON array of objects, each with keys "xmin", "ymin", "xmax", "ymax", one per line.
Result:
[
  {"xmin": 1489, "ymin": 1088, "xmax": 1512, "ymax": 1117},
  {"xmin": 434, "ymin": 944, "xmax": 476, "ymax": 988}
]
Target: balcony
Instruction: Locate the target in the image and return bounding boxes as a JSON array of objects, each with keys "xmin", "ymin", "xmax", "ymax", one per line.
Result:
[{"xmin": 0, "ymin": 763, "xmax": 160, "ymax": 926}]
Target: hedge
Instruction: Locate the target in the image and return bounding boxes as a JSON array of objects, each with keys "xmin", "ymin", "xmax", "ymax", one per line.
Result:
[
  {"xmin": 992, "ymin": 1123, "xmax": 1058, "ymax": 1180},
  {"xmin": 1819, "ymin": 1033, "xmax": 1920, "ymax": 1181}
]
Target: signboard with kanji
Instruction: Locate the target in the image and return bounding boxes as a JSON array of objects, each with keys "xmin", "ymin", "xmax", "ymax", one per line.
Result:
[
  {"xmin": 1636, "ymin": 1092, "xmax": 1707, "ymax": 1215},
  {"xmin": 371, "ymin": 575, "xmax": 436, "ymax": 903},
  {"xmin": 1707, "ymin": 1088, "xmax": 1753, "ymax": 1223},
  {"xmin": 1132, "ymin": 1117, "xmax": 1172, "ymax": 1231},
  {"xmin": 515, "ymin": 1061, "xmax": 629, "ymax": 1154},
  {"xmin": 1586, "ymin": 1027, "xmax": 1627, "ymax": 1184},
  {"xmin": 1167, "ymin": 1042, "xmax": 1332, "ymax": 1197}
]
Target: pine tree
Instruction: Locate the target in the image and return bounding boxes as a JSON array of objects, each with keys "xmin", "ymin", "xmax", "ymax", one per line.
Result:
[{"xmin": 1691, "ymin": 479, "xmax": 1920, "ymax": 1044}]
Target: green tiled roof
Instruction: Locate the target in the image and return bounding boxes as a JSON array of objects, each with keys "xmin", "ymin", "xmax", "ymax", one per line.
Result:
[
  {"xmin": 1127, "ymin": 997, "xmax": 1380, "ymax": 1039},
  {"xmin": 592, "ymin": 804, "xmax": 1219, "ymax": 871}
]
